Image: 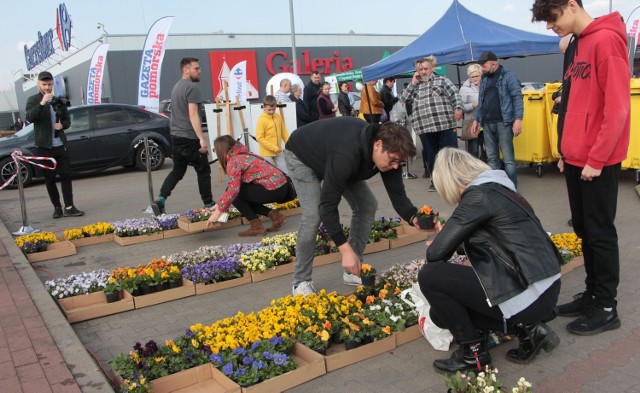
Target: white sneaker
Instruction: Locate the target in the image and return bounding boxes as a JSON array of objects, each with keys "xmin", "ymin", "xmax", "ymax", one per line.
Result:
[
  {"xmin": 292, "ymin": 281, "xmax": 316, "ymax": 296},
  {"xmin": 343, "ymin": 271, "xmax": 362, "ymax": 286}
]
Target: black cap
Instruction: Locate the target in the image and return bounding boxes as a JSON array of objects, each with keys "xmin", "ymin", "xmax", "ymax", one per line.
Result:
[
  {"xmin": 477, "ymin": 51, "xmax": 498, "ymax": 65},
  {"xmin": 38, "ymin": 71, "xmax": 53, "ymax": 81}
]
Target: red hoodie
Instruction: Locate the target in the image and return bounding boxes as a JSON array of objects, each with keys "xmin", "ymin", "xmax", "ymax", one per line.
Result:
[{"xmin": 562, "ymin": 12, "xmax": 630, "ymax": 170}]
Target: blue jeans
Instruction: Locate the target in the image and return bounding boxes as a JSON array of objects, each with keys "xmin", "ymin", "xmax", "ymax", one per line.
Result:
[
  {"xmin": 418, "ymin": 129, "xmax": 458, "ymax": 175},
  {"xmin": 284, "ymin": 150, "xmax": 377, "ymax": 286},
  {"xmin": 482, "ymin": 122, "xmax": 517, "ymax": 188}
]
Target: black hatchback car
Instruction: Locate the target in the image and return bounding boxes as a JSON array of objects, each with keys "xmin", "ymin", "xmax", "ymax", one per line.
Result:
[{"xmin": 0, "ymin": 103, "xmax": 172, "ymax": 188}]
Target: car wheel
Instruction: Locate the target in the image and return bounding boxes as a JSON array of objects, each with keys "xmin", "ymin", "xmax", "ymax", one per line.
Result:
[
  {"xmin": 135, "ymin": 145, "xmax": 165, "ymax": 171},
  {"xmin": 0, "ymin": 156, "xmax": 33, "ymax": 189}
]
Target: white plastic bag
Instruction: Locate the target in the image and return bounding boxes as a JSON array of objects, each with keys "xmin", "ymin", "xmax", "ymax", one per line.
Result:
[
  {"xmin": 400, "ymin": 283, "xmax": 453, "ymax": 351},
  {"xmin": 389, "ymin": 101, "xmax": 407, "ymax": 123}
]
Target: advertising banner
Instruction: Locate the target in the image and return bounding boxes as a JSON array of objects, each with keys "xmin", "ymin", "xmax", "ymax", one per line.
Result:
[
  {"xmin": 86, "ymin": 43, "xmax": 109, "ymax": 105},
  {"xmin": 137, "ymin": 16, "xmax": 174, "ymax": 112},
  {"xmin": 228, "ymin": 61, "xmax": 247, "ymax": 103},
  {"xmin": 628, "ymin": 7, "xmax": 640, "ymax": 49}
]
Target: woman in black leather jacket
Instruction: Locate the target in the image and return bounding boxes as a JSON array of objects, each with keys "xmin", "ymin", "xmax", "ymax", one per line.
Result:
[{"xmin": 419, "ymin": 148, "xmax": 562, "ymax": 373}]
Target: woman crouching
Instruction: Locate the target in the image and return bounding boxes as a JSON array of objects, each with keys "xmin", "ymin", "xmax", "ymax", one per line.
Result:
[
  {"xmin": 419, "ymin": 148, "xmax": 561, "ymax": 373},
  {"xmin": 207, "ymin": 135, "xmax": 292, "ymax": 236}
]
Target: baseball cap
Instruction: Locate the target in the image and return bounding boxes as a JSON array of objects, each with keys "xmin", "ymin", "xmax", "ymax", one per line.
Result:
[
  {"xmin": 477, "ymin": 51, "xmax": 498, "ymax": 65},
  {"xmin": 38, "ymin": 71, "xmax": 53, "ymax": 81}
]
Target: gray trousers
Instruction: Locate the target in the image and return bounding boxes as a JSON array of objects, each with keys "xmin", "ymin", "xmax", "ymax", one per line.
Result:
[{"xmin": 284, "ymin": 150, "xmax": 377, "ymax": 286}]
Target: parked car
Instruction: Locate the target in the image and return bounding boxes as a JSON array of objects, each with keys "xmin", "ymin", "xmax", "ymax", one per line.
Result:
[
  {"xmin": 0, "ymin": 103, "xmax": 172, "ymax": 188},
  {"xmin": 159, "ymin": 99, "xmax": 210, "ymax": 131}
]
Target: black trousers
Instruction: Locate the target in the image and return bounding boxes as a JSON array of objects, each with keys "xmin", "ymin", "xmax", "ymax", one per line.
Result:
[
  {"xmin": 418, "ymin": 262, "xmax": 560, "ymax": 342},
  {"xmin": 160, "ymin": 137, "xmax": 212, "ymax": 205},
  {"xmin": 564, "ymin": 162, "xmax": 620, "ymax": 308},
  {"xmin": 36, "ymin": 146, "xmax": 74, "ymax": 208},
  {"xmin": 232, "ymin": 183, "xmax": 289, "ymax": 220},
  {"xmin": 363, "ymin": 114, "xmax": 381, "ymax": 124}
]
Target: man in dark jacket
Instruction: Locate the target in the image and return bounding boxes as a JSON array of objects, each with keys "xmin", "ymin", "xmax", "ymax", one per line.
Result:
[
  {"xmin": 25, "ymin": 71, "xmax": 84, "ymax": 219},
  {"xmin": 379, "ymin": 77, "xmax": 398, "ymax": 122},
  {"xmin": 284, "ymin": 117, "xmax": 424, "ymax": 296},
  {"xmin": 302, "ymin": 71, "xmax": 322, "ymax": 122}
]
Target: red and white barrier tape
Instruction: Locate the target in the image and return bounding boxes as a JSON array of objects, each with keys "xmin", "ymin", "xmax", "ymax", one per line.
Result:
[{"xmin": 0, "ymin": 150, "xmax": 57, "ymax": 190}]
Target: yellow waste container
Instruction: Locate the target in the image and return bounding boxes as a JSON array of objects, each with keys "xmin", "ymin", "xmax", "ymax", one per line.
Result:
[
  {"xmin": 544, "ymin": 82, "xmax": 563, "ymax": 160},
  {"xmin": 514, "ymin": 90, "xmax": 554, "ymax": 177},
  {"xmin": 621, "ymin": 78, "xmax": 640, "ymax": 170}
]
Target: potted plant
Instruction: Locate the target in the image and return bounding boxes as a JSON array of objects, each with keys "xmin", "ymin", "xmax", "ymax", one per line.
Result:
[
  {"xmin": 360, "ymin": 263, "xmax": 377, "ymax": 287},
  {"xmin": 416, "ymin": 204, "xmax": 438, "ymax": 230},
  {"xmin": 338, "ymin": 314, "xmax": 367, "ymax": 350},
  {"xmin": 104, "ymin": 276, "xmax": 120, "ymax": 303},
  {"xmin": 295, "ymin": 325, "xmax": 330, "ymax": 355},
  {"xmin": 444, "ymin": 366, "xmax": 533, "ymax": 393}
]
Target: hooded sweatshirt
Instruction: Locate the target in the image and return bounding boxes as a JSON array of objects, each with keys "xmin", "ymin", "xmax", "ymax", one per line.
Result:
[{"xmin": 560, "ymin": 12, "xmax": 630, "ymax": 170}]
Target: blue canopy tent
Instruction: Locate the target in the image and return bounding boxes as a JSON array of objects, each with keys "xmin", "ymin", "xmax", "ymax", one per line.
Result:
[{"xmin": 361, "ymin": 0, "xmax": 560, "ymax": 82}]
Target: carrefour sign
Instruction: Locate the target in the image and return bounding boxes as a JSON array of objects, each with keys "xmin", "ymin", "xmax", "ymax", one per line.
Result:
[{"xmin": 24, "ymin": 3, "xmax": 72, "ymax": 71}]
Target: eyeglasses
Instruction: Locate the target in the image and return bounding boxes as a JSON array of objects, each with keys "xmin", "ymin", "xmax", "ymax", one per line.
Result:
[{"xmin": 386, "ymin": 151, "xmax": 403, "ymax": 165}]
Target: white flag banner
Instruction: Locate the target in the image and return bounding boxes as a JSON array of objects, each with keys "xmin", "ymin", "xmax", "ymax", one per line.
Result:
[
  {"xmin": 137, "ymin": 16, "xmax": 174, "ymax": 112},
  {"xmin": 86, "ymin": 43, "xmax": 109, "ymax": 105},
  {"xmin": 628, "ymin": 7, "xmax": 640, "ymax": 48},
  {"xmin": 228, "ymin": 61, "xmax": 247, "ymax": 103}
]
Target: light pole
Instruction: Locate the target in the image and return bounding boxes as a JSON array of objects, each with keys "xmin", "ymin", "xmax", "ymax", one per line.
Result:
[
  {"xmin": 96, "ymin": 22, "xmax": 109, "ymax": 35},
  {"xmin": 289, "ymin": 0, "xmax": 298, "ymax": 75}
]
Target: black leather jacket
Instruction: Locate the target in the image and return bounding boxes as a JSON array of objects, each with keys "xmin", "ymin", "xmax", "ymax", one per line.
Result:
[{"xmin": 426, "ymin": 182, "xmax": 561, "ymax": 306}]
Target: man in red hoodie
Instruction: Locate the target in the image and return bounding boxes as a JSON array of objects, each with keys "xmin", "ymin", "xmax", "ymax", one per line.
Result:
[{"xmin": 531, "ymin": 0, "xmax": 630, "ymax": 336}]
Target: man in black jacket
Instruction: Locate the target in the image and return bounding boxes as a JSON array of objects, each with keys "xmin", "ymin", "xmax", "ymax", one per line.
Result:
[
  {"xmin": 284, "ymin": 117, "xmax": 423, "ymax": 296},
  {"xmin": 302, "ymin": 71, "xmax": 322, "ymax": 122},
  {"xmin": 379, "ymin": 77, "xmax": 398, "ymax": 122},
  {"xmin": 25, "ymin": 71, "xmax": 84, "ymax": 219}
]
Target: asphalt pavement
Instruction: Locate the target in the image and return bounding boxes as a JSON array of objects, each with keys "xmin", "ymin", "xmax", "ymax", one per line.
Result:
[{"xmin": 0, "ymin": 152, "xmax": 639, "ymax": 393}]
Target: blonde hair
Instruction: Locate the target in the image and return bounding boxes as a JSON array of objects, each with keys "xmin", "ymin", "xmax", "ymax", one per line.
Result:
[
  {"xmin": 466, "ymin": 63, "xmax": 482, "ymax": 77},
  {"xmin": 432, "ymin": 148, "xmax": 491, "ymax": 205}
]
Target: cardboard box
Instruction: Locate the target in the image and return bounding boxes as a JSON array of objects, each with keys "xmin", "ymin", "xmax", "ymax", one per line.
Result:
[
  {"xmin": 162, "ymin": 228, "xmax": 190, "ymax": 239},
  {"xmin": 363, "ymin": 239, "xmax": 390, "ymax": 255},
  {"xmin": 394, "ymin": 324, "xmax": 422, "ymax": 346},
  {"xmin": 561, "ymin": 255, "xmax": 584, "ymax": 276},
  {"xmin": 132, "ymin": 278, "xmax": 196, "ymax": 309},
  {"xmin": 194, "ymin": 272, "xmax": 251, "ymax": 295},
  {"xmin": 57, "ymin": 290, "xmax": 134, "ymax": 323},
  {"xmin": 323, "ymin": 335, "xmax": 396, "ymax": 372},
  {"xmin": 67, "ymin": 233, "xmax": 114, "ymax": 247},
  {"xmin": 249, "ymin": 261, "xmax": 295, "ymax": 283},
  {"xmin": 178, "ymin": 216, "xmax": 242, "ymax": 233},
  {"xmin": 114, "ymin": 232, "xmax": 163, "ymax": 246},
  {"xmin": 26, "ymin": 241, "xmax": 76, "ymax": 263},
  {"xmin": 151, "ymin": 363, "xmax": 240, "ymax": 393},
  {"xmin": 389, "ymin": 224, "xmax": 432, "ymax": 249},
  {"xmin": 312, "ymin": 252, "xmax": 342, "ymax": 267},
  {"xmin": 240, "ymin": 342, "xmax": 326, "ymax": 393}
]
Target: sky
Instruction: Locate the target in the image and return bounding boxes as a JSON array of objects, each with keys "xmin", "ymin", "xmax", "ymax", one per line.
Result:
[{"xmin": 2, "ymin": 0, "xmax": 637, "ymax": 91}]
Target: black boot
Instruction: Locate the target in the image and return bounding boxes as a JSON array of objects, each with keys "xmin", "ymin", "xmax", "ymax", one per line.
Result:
[
  {"xmin": 506, "ymin": 322, "xmax": 559, "ymax": 364},
  {"xmin": 433, "ymin": 337, "xmax": 492, "ymax": 373}
]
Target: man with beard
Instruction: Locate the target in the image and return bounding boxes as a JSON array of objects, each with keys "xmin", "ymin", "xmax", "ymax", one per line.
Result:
[
  {"xmin": 153, "ymin": 58, "xmax": 213, "ymax": 214},
  {"xmin": 303, "ymin": 71, "xmax": 322, "ymax": 122}
]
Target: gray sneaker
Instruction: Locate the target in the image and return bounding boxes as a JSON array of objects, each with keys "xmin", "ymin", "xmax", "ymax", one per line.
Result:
[
  {"xmin": 292, "ymin": 281, "xmax": 316, "ymax": 296},
  {"xmin": 343, "ymin": 272, "xmax": 362, "ymax": 286}
]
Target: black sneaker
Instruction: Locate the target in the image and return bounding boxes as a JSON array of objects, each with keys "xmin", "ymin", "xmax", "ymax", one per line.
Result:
[
  {"xmin": 402, "ymin": 172, "xmax": 418, "ymax": 180},
  {"xmin": 428, "ymin": 182, "xmax": 436, "ymax": 192},
  {"xmin": 567, "ymin": 219, "xmax": 573, "ymax": 227},
  {"xmin": 152, "ymin": 200, "xmax": 165, "ymax": 215},
  {"xmin": 63, "ymin": 206, "xmax": 85, "ymax": 217},
  {"xmin": 567, "ymin": 303, "xmax": 621, "ymax": 336},
  {"xmin": 52, "ymin": 206, "xmax": 63, "ymax": 219},
  {"xmin": 557, "ymin": 292, "xmax": 594, "ymax": 317}
]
